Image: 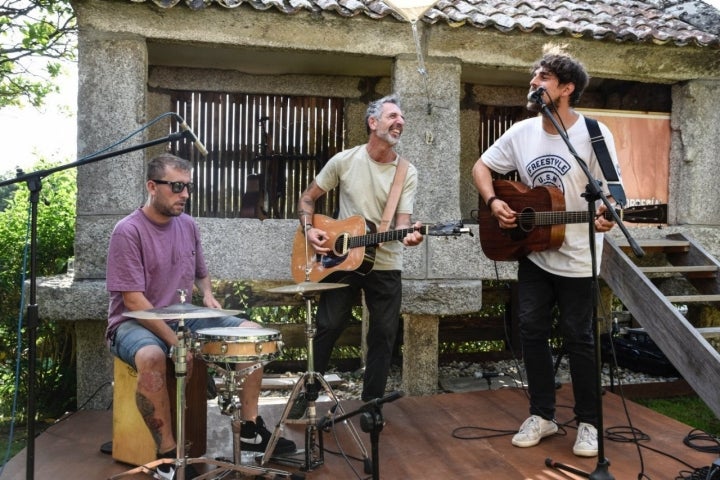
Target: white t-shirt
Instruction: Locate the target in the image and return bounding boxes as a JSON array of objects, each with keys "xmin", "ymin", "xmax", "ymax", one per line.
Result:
[
  {"xmin": 482, "ymin": 114, "xmax": 621, "ymax": 277},
  {"xmin": 316, "ymin": 144, "xmax": 418, "ymax": 270}
]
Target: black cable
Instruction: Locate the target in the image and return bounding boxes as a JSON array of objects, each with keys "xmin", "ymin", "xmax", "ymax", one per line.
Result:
[{"xmin": 683, "ymin": 429, "xmax": 720, "ymax": 454}]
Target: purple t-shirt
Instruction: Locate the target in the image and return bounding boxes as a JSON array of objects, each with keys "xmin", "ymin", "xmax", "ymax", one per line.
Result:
[{"xmin": 105, "ymin": 208, "xmax": 209, "ymax": 337}]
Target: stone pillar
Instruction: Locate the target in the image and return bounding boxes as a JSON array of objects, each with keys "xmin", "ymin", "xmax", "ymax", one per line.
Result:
[
  {"xmin": 71, "ymin": 30, "xmax": 149, "ymax": 407},
  {"xmin": 75, "ymin": 32, "xmax": 149, "ymax": 280},
  {"xmin": 401, "ymin": 314, "xmax": 439, "ymax": 396},
  {"xmin": 391, "ymin": 53, "xmax": 462, "ymax": 222},
  {"xmin": 392, "ymin": 51, "xmax": 477, "ymax": 396},
  {"xmin": 671, "ymin": 81, "xmax": 720, "ymax": 226}
]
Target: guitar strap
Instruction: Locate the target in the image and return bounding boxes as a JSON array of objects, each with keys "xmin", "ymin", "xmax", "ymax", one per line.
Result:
[
  {"xmin": 585, "ymin": 116, "xmax": 627, "ymax": 207},
  {"xmin": 379, "ymin": 156, "xmax": 409, "ymax": 233}
]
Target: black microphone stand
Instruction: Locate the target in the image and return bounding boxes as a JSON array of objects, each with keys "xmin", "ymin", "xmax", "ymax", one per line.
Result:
[
  {"xmin": 527, "ymin": 93, "xmax": 644, "ymax": 480},
  {"xmin": 322, "ymin": 391, "xmax": 404, "ymax": 480},
  {"xmin": 0, "ymin": 128, "xmax": 193, "ymax": 480}
]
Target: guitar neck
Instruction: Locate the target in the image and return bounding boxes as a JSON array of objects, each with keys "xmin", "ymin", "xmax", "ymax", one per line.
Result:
[
  {"xmin": 349, "ymin": 225, "xmax": 428, "ymax": 248},
  {"xmin": 532, "ymin": 210, "xmax": 619, "ymax": 226}
]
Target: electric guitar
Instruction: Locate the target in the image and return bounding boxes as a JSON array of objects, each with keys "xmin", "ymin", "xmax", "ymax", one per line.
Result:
[
  {"xmin": 478, "ymin": 180, "xmax": 668, "ymax": 261},
  {"xmin": 291, "ymin": 213, "xmax": 471, "ymax": 283}
]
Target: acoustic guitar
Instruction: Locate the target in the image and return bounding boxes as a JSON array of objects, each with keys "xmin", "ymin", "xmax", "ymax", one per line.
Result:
[
  {"xmin": 477, "ymin": 180, "xmax": 668, "ymax": 261},
  {"xmin": 291, "ymin": 213, "xmax": 471, "ymax": 283}
]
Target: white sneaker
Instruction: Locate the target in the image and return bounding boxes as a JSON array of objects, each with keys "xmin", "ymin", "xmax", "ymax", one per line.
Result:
[
  {"xmin": 154, "ymin": 464, "xmax": 175, "ymax": 480},
  {"xmin": 511, "ymin": 415, "xmax": 558, "ymax": 448},
  {"xmin": 573, "ymin": 422, "xmax": 598, "ymax": 457}
]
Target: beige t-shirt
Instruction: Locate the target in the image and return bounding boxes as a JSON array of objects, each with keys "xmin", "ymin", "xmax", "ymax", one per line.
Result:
[{"xmin": 315, "ymin": 144, "xmax": 418, "ymax": 270}]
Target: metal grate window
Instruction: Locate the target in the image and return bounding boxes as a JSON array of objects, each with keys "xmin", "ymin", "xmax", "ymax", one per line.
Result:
[
  {"xmin": 170, "ymin": 92, "xmax": 344, "ymax": 219},
  {"xmin": 479, "ymin": 105, "xmax": 531, "ymax": 182}
]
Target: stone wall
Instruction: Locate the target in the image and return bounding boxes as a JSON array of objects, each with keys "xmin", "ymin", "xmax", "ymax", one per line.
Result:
[{"xmin": 48, "ymin": 0, "xmax": 720, "ymax": 406}]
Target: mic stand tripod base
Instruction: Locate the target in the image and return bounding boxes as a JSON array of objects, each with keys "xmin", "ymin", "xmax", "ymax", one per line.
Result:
[
  {"xmin": 260, "ymin": 372, "xmax": 370, "ymax": 473},
  {"xmin": 546, "ymin": 457, "xmax": 614, "ymax": 480}
]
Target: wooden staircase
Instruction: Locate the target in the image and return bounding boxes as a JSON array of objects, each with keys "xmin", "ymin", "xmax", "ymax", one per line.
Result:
[{"xmin": 601, "ymin": 233, "xmax": 720, "ymax": 418}]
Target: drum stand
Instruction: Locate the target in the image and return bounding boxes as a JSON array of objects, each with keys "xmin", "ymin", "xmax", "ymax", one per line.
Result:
[
  {"xmin": 260, "ymin": 291, "xmax": 371, "ymax": 474},
  {"xmin": 109, "ymin": 295, "xmax": 300, "ymax": 480}
]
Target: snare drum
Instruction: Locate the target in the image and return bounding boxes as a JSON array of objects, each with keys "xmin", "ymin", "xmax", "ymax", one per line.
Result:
[{"xmin": 195, "ymin": 327, "xmax": 282, "ymax": 364}]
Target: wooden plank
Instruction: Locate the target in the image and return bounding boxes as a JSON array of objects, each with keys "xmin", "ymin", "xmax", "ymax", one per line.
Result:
[
  {"xmin": 698, "ymin": 326, "xmax": 720, "ymax": 337},
  {"xmin": 639, "ymin": 265, "xmax": 718, "ymax": 276},
  {"xmin": 614, "ymin": 238, "xmax": 689, "ymax": 254},
  {"xmin": 665, "ymin": 294, "xmax": 720, "ymax": 303},
  {"xmin": 666, "ymin": 233, "xmax": 720, "ymax": 295},
  {"xmin": 601, "ymin": 236, "xmax": 720, "ymax": 419},
  {"xmin": 5, "ymin": 389, "xmax": 716, "ymax": 480}
]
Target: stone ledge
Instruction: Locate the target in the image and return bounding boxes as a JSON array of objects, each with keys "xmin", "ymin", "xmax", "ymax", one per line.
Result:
[
  {"xmin": 36, "ymin": 276, "xmax": 107, "ymax": 321},
  {"xmin": 401, "ymin": 279, "xmax": 484, "ymax": 315},
  {"xmin": 37, "ymin": 277, "xmax": 487, "ymax": 321}
]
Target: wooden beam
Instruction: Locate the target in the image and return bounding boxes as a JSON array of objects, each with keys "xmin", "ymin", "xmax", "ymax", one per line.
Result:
[{"xmin": 601, "ymin": 235, "xmax": 720, "ymax": 419}]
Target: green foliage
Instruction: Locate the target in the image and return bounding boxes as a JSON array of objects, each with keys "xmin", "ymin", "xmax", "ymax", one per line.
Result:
[
  {"xmin": 0, "ymin": 0, "xmax": 77, "ymax": 107},
  {"xmin": 635, "ymin": 396, "xmax": 720, "ymax": 436},
  {"xmin": 0, "ymin": 158, "xmax": 77, "ymax": 422}
]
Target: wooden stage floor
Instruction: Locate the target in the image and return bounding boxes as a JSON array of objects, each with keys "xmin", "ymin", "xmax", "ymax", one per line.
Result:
[{"xmin": 3, "ymin": 386, "xmax": 717, "ymax": 480}]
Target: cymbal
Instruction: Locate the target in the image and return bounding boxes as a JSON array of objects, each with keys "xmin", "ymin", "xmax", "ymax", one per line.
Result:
[
  {"xmin": 123, "ymin": 303, "xmax": 241, "ymax": 320},
  {"xmin": 266, "ymin": 282, "xmax": 348, "ymax": 294}
]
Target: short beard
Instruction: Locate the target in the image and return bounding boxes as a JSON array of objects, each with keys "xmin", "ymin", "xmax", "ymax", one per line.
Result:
[{"xmin": 526, "ymin": 101, "xmax": 541, "ymax": 113}]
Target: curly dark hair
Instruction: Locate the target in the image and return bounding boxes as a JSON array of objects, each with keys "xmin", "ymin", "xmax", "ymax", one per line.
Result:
[{"xmin": 532, "ymin": 49, "xmax": 590, "ymax": 106}]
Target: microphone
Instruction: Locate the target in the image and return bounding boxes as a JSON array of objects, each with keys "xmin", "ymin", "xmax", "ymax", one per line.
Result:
[
  {"xmin": 474, "ymin": 371, "xmax": 504, "ymax": 380},
  {"xmin": 362, "ymin": 390, "xmax": 405, "ymax": 410},
  {"xmin": 178, "ymin": 118, "xmax": 208, "ymax": 157},
  {"xmin": 527, "ymin": 87, "xmax": 546, "ymax": 104}
]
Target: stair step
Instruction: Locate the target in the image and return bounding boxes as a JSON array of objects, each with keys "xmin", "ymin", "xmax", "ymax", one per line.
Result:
[
  {"xmin": 615, "ymin": 238, "xmax": 690, "ymax": 254},
  {"xmin": 665, "ymin": 294, "xmax": 720, "ymax": 303},
  {"xmin": 639, "ymin": 265, "xmax": 719, "ymax": 278},
  {"xmin": 697, "ymin": 327, "xmax": 720, "ymax": 338}
]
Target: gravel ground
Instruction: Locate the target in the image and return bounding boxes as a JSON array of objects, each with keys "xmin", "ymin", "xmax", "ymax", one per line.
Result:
[{"xmin": 259, "ymin": 356, "xmax": 680, "ymax": 401}]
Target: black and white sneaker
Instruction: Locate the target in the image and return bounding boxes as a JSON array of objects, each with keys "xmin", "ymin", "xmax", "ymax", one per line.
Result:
[
  {"xmin": 240, "ymin": 416, "xmax": 297, "ymax": 455},
  {"xmin": 154, "ymin": 451, "xmax": 199, "ymax": 480}
]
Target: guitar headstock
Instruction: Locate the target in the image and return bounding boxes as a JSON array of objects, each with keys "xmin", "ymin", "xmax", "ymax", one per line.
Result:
[
  {"xmin": 426, "ymin": 221, "xmax": 473, "ymax": 237},
  {"xmin": 621, "ymin": 204, "xmax": 668, "ymax": 224}
]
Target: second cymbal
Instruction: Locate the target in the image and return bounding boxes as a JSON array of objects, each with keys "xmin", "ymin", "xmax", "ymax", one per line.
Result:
[
  {"xmin": 267, "ymin": 282, "xmax": 347, "ymax": 294},
  {"xmin": 124, "ymin": 303, "xmax": 241, "ymax": 320}
]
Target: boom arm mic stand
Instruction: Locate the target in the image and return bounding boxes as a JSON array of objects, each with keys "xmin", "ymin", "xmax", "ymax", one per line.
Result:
[
  {"xmin": 528, "ymin": 92, "xmax": 644, "ymax": 480},
  {"xmin": 323, "ymin": 391, "xmax": 404, "ymax": 480},
  {"xmin": 0, "ymin": 125, "xmax": 198, "ymax": 480}
]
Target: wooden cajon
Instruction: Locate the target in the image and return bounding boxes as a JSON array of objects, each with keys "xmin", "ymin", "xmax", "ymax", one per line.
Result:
[{"xmin": 112, "ymin": 355, "xmax": 207, "ymax": 466}]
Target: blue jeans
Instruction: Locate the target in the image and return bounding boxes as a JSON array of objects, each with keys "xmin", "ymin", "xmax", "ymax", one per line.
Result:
[
  {"xmin": 517, "ymin": 257, "xmax": 598, "ymax": 426},
  {"xmin": 313, "ymin": 270, "xmax": 402, "ymax": 401}
]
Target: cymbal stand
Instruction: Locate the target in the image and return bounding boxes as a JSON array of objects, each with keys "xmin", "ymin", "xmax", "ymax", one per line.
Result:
[
  {"xmin": 110, "ymin": 291, "xmax": 297, "ymax": 480},
  {"xmin": 260, "ymin": 291, "xmax": 370, "ymax": 473},
  {"xmin": 262, "ymin": 217, "xmax": 369, "ymax": 472}
]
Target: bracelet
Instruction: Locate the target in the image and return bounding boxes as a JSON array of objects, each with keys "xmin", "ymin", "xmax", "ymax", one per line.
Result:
[
  {"xmin": 304, "ymin": 223, "xmax": 313, "ymax": 230},
  {"xmin": 486, "ymin": 196, "xmax": 499, "ymax": 208}
]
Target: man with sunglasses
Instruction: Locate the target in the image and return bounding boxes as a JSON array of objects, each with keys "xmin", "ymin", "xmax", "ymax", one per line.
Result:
[{"xmin": 105, "ymin": 153, "xmax": 295, "ymax": 479}]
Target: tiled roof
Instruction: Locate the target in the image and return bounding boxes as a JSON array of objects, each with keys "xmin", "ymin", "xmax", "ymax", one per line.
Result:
[{"xmin": 138, "ymin": 0, "xmax": 720, "ymax": 48}]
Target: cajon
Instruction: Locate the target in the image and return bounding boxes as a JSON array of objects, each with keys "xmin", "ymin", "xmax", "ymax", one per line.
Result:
[{"xmin": 112, "ymin": 355, "xmax": 207, "ymax": 466}]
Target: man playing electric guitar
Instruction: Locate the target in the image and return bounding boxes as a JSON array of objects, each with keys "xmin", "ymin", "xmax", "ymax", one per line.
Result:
[
  {"xmin": 297, "ymin": 93, "xmax": 423, "ymax": 402},
  {"xmin": 472, "ymin": 46, "xmax": 621, "ymax": 458}
]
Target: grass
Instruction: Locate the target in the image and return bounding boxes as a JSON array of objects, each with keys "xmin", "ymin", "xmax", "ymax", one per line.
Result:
[{"xmin": 635, "ymin": 395, "xmax": 720, "ymax": 436}]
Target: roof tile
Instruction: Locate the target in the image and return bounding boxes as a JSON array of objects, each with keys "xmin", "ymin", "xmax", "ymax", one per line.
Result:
[{"xmin": 135, "ymin": 0, "xmax": 720, "ymax": 47}]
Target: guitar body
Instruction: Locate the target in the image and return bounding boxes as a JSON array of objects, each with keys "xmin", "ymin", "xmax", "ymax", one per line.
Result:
[
  {"xmin": 291, "ymin": 214, "xmax": 375, "ymax": 283},
  {"xmin": 478, "ymin": 180, "xmax": 566, "ymax": 261},
  {"xmin": 477, "ymin": 180, "xmax": 669, "ymax": 261},
  {"xmin": 240, "ymin": 174, "xmax": 267, "ymax": 219}
]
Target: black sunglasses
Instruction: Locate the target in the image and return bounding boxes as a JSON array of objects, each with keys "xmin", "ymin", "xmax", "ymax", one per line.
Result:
[{"xmin": 151, "ymin": 179, "xmax": 194, "ymax": 194}]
